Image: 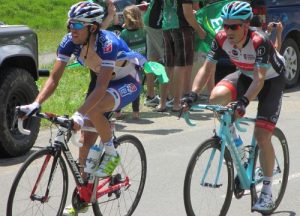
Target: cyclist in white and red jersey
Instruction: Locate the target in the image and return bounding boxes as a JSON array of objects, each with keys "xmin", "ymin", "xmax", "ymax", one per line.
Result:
[{"xmin": 182, "ymin": 1, "xmax": 286, "ymax": 213}]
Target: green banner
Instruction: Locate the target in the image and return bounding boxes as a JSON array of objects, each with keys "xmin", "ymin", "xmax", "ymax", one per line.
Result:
[{"xmin": 195, "ymin": 0, "xmax": 234, "ymax": 53}]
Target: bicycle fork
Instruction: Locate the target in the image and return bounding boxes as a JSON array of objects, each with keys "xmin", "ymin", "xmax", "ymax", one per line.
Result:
[{"xmin": 30, "ymin": 147, "xmax": 60, "ymax": 203}]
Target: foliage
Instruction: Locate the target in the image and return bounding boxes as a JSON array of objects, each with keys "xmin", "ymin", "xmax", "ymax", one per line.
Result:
[{"xmin": 0, "ymin": 0, "xmax": 77, "ymax": 53}]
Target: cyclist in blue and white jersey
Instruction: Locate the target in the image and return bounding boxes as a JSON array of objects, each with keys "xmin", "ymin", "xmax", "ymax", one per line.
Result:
[
  {"xmin": 19, "ymin": 0, "xmax": 146, "ymax": 189},
  {"xmin": 182, "ymin": 1, "xmax": 286, "ymax": 213}
]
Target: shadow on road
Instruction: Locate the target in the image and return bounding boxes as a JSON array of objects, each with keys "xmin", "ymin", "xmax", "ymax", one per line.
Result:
[
  {"xmin": 0, "ymin": 146, "xmax": 43, "ymax": 166},
  {"xmin": 268, "ymin": 210, "xmax": 297, "ymax": 216}
]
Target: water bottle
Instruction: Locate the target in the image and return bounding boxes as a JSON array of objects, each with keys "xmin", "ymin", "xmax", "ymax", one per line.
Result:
[
  {"xmin": 84, "ymin": 144, "xmax": 103, "ymax": 174},
  {"xmin": 230, "ymin": 125, "xmax": 246, "ymax": 163},
  {"xmin": 234, "ymin": 136, "xmax": 246, "ymax": 163}
]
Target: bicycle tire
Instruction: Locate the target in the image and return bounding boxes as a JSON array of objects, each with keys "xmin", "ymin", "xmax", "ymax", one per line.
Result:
[
  {"xmin": 7, "ymin": 148, "xmax": 69, "ymax": 216},
  {"xmin": 252, "ymin": 127, "xmax": 289, "ymax": 214},
  {"xmin": 92, "ymin": 134, "xmax": 147, "ymax": 216},
  {"xmin": 184, "ymin": 137, "xmax": 234, "ymax": 216}
]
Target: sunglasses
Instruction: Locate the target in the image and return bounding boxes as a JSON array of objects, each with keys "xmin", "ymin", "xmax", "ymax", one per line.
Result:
[
  {"xmin": 223, "ymin": 23, "xmax": 243, "ymax": 31},
  {"xmin": 68, "ymin": 22, "xmax": 90, "ymax": 30}
]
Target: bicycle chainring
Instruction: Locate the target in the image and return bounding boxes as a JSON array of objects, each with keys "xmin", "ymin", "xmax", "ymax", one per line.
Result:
[
  {"xmin": 234, "ymin": 176, "xmax": 245, "ymax": 199},
  {"xmin": 71, "ymin": 188, "xmax": 86, "ymax": 211}
]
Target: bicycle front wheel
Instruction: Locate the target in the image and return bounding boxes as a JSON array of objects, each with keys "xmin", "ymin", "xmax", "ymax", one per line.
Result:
[
  {"xmin": 92, "ymin": 134, "xmax": 147, "ymax": 216},
  {"xmin": 252, "ymin": 127, "xmax": 289, "ymax": 214},
  {"xmin": 7, "ymin": 148, "xmax": 69, "ymax": 216},
  {"xmin": 184, "ymin": 137, "xmax": 234, "ymax": 216}
]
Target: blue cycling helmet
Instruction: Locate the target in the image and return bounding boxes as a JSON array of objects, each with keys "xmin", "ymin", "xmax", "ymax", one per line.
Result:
[
  {"xmin": 221, "ymin": 1, "xmax": 253, "ymax": 21},
  {"xmin": 68, "ymin": 1, "xmax": 105, "ymax": 23}
]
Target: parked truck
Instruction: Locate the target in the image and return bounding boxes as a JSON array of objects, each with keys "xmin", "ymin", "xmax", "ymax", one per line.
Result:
[{"xmin": 0, "ymin": 23, "xmax": 47, "ymax": 157}]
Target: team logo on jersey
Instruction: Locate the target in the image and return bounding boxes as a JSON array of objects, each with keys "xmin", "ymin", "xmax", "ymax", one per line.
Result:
[
  {"xmin": 118, "ymin": 83, "xmax": 137, "ymax": 97},
  {"xmin": 232, "ymin": 49, "xmax": 239, "ymax": 56},
  {"xmin": 103, "ymin": 41, "xmax": 112, "ymax": 53},
  {"xmin": 211, "ymin": 40, "xmax": 218, "ymax": 51},
  {"xmin": 257, "ymin": 46, "xmax": 266, "ymax": 56}
]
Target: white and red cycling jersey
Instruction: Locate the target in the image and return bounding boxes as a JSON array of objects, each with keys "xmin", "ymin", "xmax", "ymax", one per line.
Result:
[{"xmin": 207, "ymin": 27, "xmax": 285, "ymax": 80}]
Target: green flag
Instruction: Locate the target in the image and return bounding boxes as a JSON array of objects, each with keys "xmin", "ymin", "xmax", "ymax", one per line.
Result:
[{"xmin": 195, "ymin": 0, "xmax": 234, "ymax": 53}]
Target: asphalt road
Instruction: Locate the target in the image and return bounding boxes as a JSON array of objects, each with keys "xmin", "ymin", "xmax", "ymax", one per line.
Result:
[{"xmin": 1, "ymin": 86, "xmax": 300, "ymax": 215}]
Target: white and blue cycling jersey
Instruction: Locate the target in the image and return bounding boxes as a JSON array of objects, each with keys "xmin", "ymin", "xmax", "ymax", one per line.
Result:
[
  {"xmin": 57, "ymin": 30, "xmax": 147, "ymax": 110},
  {"xmin": 57, "ymin": 29, "xmax": 146, "ymax": 80}
]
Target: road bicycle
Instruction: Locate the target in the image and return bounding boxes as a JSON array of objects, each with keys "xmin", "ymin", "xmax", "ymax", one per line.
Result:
[
  {"xmin": 7, "ymin": 109, "xmax": 147, "ymax": 216},
  {"xmin": 182, "ymin": 104, "xmax": 289, "ymax": 216}
]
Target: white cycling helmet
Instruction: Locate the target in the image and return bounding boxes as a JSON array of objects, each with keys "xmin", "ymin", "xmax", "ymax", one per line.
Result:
[
  {"xmin": 68, "ymin": 1, "xmax": 105, "ymax": 23},
  {"xmin": 221, "ymin": 1, "xmax": 253, "ymax": 21}
]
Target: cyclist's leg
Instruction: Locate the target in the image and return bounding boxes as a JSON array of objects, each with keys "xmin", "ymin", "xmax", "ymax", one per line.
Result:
[
  {"xmin": 89, "ymin": 75, "xmax": 141, "ymax": 177},
  {"xmin": 78, "ymin": 70, "xmax": 102, "ymax": 176},
  {"xmin": 209, "ymin": 71, "xmax": 241, "ymax": 105},
  {"xmin": 253, "ymin": 73, "xmax": 285, "ymax": 212},
  {"xmin": 79, "ymin": 122, "xmax": 98, "ymax": 176}
]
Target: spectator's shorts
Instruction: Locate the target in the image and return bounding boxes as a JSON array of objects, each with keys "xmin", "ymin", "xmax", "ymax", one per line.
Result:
[
  {"xmin": 144, "ymin": 25, "xmax": 164, "ymax": 62},
  {"xmin": 163, "ymin": 27, "xmax": 194, "ymax": 67},
  {"xmin": 216, "ymin": 71, "xmax": 285, "ymax": 131}
]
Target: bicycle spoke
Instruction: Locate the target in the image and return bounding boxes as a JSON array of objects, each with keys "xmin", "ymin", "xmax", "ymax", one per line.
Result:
[
  {"xmin": 7, "ymin": 149, "xmax": 68, "ymax": 216},
  {"xmin": 93, "ymin": 135, "xmax": 147, "ymax": 216},
  {"xmin": 184, "ymin": 139, "xmax": 234, "ymax": 216}
]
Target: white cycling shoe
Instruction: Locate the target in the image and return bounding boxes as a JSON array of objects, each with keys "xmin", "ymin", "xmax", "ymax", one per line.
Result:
[{"xmin": 252, "ymin": 192, "xmax": 275, "ymax": 212}]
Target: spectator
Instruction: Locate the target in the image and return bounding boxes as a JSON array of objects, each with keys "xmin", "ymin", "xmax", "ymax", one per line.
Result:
[
  {"xmin": 156, "ymin": 0, "xmax": 206, "ymax": 112},
  {"xmin": 143, "ymin": 0, "xmax": 164, "ymax": 107},
  {"xmin": 115, "ymin": 5, "xmax": 146, "ymax": 120},
  {"xmin": 250, "ymin": 15, "xmax": 283, "ymax": 52}
]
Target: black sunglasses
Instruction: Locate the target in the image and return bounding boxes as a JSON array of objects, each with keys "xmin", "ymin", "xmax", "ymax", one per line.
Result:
[{"xmin": 223, "ymin": 23, "xmax": 243, "ymax": 31}]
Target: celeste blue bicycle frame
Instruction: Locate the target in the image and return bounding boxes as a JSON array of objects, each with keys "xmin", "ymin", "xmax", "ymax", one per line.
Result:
[{"xmin": 183, "ymin": 104, "xmax": 262, "ymax": 191}]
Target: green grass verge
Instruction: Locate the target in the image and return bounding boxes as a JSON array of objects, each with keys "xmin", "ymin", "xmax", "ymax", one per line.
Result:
[
  {"xmin": 0, "ymin": 0, "xmax": 77, "ymax": 53},
  {"xmin": 37, "ymin": 65, "xmax": 149, "ymax": 127}
]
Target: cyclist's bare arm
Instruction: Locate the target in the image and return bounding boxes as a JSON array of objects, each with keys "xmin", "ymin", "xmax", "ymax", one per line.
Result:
[
  {"xmin": 244, "ymin": 67, "xmax": 267, "ymax": 101},
  {"xmin": 191, "ymin": 60, "xmax": 216, "ymax": 94},
  {"xmin": 35, "ymin": 60, "xmax": 67, "ymax": 104},
  {"xmin": 78, "ymin": 66, "xmax": 114, "ymax": 116}
]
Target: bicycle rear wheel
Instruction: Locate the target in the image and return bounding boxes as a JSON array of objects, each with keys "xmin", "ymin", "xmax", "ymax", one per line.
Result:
[
  {"xmin": 184, "ymin": 137, "xmax": 234, "ymax": 216},
  {"xmin": 7, "ymin": 148, "xmax": 68, "ymax": 216},
  {"xmin": 92, "ymin": 134, "xmax": 147, "ymax": 216},
  {"xmin": 252, "ymin": 127, "xmax": 289, "ymax": 214}
]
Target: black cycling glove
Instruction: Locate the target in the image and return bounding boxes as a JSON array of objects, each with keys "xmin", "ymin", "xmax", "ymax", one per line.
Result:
[
  {"xmin": 235, "ymin": 96, "xmax": 249, "ymax": 117},
  {"xmin": 181, "ymin": 91, "xmax": 198, "ymax": 109}
]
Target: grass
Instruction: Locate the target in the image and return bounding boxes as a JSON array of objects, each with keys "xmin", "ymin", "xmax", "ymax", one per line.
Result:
[
  {"xmin": 36, "ymin": 64, "xmax": 150, "ymax": 127},
  {"xmin": 36, "ymin": 66, "xmax": 91, "ymax": 117},
  {"xmin": 0, "ymin": 0, "xmax": 77, "ymax": 53},
  {"xmin": 0, "ymin": 0, "xmax": 151, "ymax": 126}
]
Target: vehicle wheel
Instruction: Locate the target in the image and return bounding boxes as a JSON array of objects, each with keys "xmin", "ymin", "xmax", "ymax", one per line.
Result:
[
  {"xmin": 281, "ymin": 38, "xmax": 300, "ymax": 88},
  {"xmin": 0, "ymin": 67, "xmax": 40, "ymax": 157},
  {"xmin": 184, "ymin": 137, "xmax": 234, "ymax": 216}
]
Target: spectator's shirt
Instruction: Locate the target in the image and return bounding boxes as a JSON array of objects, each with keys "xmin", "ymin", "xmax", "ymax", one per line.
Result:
[
  {"xmin": 120, "ymin": 28, "xmax": 146, "ymax": 56},
  {"xmin": 57, "ymin": 30, "xmax": 146, "ymax": 79},
  {"xmin": 162, "ymin": 0, "xmax": 193, "ymax": 30},
  {"xmin": 207, "ymin": 28, "xmax": 286, "ymax": 80},
  {"xmin": 143, "ymin": 0, "xmax": 163, "ymax": 29}
]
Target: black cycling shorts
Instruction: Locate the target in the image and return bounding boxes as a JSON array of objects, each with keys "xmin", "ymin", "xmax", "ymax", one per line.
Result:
[{"xmin": 216, "ymin": 71, "xmax": 285, "ymax": 131}]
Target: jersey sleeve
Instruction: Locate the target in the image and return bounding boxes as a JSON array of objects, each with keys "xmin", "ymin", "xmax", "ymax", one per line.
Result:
[
  {"xmin": 206, "ymin": 38, "xmax": 222, "ymax": 64},
  {"xmin": 56, "ymin": 33, "xmax": 75, "ymax": 63},
  {"xmin": 254, "ymin": 38, "xmax": 271, "ymax": 69}
]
